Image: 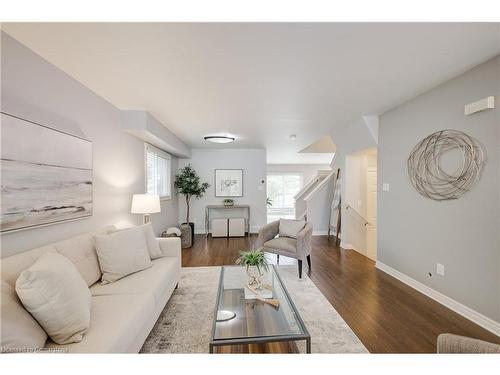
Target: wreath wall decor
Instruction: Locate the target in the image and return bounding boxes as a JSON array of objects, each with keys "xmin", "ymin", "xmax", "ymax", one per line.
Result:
[{"xmin": 406, "ymin": 129, "xmax": 484, "ymax": 201}]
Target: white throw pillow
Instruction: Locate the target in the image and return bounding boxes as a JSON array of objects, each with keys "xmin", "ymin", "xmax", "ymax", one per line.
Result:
[
  {"xmin": 279, "ymin": 219, "xmax": 306, "ymax": 239},
  {"xmin": 1, "ymin": 280, "xmax": 48, "ymax": 352},
  {"xmin": 95, "ymin": 226, "xmax": 152, "ymax": 284},
  {"xmin": 15, "ymin": 253, "xmax": 91, "ymax": 345},
  {"xmin": 142, "ymin": 223, "xmax": 162, "ymax": 259}
]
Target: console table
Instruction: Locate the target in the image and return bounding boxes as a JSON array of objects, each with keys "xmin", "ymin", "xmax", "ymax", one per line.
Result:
[{"xmin": 204, "ymin": 205, "xmax": 250, "ymax": 237}]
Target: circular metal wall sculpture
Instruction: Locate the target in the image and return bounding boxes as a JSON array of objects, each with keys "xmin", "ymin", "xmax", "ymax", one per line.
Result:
[{"xmin": 406, "ymin": 129, "xmax": 484, "ymax": 201}]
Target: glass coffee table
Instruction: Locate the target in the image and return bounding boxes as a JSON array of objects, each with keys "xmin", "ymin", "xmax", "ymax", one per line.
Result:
[{"xmin": 209, "ymin": 265, "xmax": 311, "ymax": 353}]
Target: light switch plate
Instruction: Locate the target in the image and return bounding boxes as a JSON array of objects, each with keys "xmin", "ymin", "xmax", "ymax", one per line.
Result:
[
  {"xmin": 437, "ymin": 263, "xmax": 445, "ymax": 276},
  {"xmin": 382, "ymin": 183, "xmax": 390, "ymax": 192}
]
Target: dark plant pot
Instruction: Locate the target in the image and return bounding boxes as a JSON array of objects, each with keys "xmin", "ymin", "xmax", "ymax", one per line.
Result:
[
  {"xmin": 180, "ymin": 224, "xmax": 192, "ymax": 248},
  {"xmin": 182, "ymin": 222, "xmax": 195, "ymax": 243}
]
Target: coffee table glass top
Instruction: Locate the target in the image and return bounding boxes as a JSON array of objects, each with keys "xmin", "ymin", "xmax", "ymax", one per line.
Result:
[{"xmin": 211, "ymin": 265, "xmax": 308, "ymax": 342}]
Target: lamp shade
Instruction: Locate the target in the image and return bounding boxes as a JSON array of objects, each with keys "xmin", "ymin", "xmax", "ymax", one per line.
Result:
[{"xmin": 131, "ymin": 194, "xmax": 161, "ymax": 214}]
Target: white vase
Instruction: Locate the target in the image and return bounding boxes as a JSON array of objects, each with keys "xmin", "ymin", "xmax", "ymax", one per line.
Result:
[{"xmin": 246, "ymin": 265, "xmax": 264, "ymax": 288}]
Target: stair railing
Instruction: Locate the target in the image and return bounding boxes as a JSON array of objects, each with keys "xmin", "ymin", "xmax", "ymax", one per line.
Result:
[{"xmin": 344, "ymin": 204, "xmax": 370, "ymax": 226}]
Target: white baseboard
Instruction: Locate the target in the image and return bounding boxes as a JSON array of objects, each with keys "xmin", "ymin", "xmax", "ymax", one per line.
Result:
[
  {"xmin": 195, "ymin": 227, "xmax": 330, "ymax": 236},
  {"xmin": 249, "ymin": 226, "xmax": 261, "ymax": 233},
  {"xmin": 376, "ymin": 261, "xmax": 500, "ymax": 337},
  {"xmin": 312, "ymin": 230, "xmax": 329, "ymax": 236},
  {"xmin": 340, "ymin": 241, "xmax": 354, "ymax": 249},
  {"xmin": 193, "ymin": 226, "xmax": 261, "ymax": 235}
]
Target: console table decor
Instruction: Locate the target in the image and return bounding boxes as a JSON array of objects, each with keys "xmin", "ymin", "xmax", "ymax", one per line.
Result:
[{"xmin": 205, "ymin": 205, "xmax": 250, "ymax": 236}]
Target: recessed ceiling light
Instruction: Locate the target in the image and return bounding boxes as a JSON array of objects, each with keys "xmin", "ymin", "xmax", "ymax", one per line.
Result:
[
  {"xmin": 204, "ymin": 135, "xmax": 235, "ymax": 144},
  {"xmin": 289, "ymin": 134, "xmax": 297, "ymax": 140}
]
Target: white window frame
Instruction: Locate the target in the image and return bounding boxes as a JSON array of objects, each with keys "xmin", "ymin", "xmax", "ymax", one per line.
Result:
[{"xmin": 144, "ymin": 143, "xmax": 172, "ymax": 200}]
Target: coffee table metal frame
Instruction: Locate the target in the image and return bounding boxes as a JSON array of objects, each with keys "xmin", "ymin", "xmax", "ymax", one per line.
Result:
[{"xmin": 209, "ymin": 265, "xmax": 311, "ymax": 353}]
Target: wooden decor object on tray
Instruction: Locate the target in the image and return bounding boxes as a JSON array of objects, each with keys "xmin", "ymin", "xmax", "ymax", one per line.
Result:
[{"xmin": 245, "ymin": 284, "xmax": 280, "ymax": 308}]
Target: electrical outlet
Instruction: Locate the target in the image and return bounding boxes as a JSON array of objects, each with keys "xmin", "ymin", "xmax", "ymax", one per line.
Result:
[
  {"xmin": 437, "ymin": 263, "xmax": 445, "ymax": 276},
  {"xmin": 382, "ymin": 183, "xmax": 390, "ymax": 192}
]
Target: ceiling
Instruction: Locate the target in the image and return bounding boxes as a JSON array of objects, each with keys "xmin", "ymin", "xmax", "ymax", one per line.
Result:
[{"xmin": 3, "ymin": 23, "xmax": 500, "ymax": 164}]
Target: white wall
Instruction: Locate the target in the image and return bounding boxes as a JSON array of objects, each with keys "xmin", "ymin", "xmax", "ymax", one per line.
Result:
[
  {"xmin": 1, "ymin": 33, "xmax": 179, "ymax": 257},
  {"xmin": 177, "ymin": 149, "xmax": 267, "ymax": 233},
  {"xmin": 304, "ymin": 174, "xmax": 336, "ymax": 235},
  {"xmin": 378, "ymin": 55, "xmax": 500, "ymax": 322}
]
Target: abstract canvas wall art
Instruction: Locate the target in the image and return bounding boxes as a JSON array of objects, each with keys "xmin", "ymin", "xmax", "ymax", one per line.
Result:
[
  {"xmin": 215, "ymin": 169, "xmax": 243, "ymax": 197},
  {"xmin": 1, "ymin": 113, "xmax": 93, "ymax": 232}
]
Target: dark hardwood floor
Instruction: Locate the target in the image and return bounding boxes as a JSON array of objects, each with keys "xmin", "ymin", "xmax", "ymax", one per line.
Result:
[{"xmin": 182, "ymin": 234, "xmax": 500, "ymax": 353}]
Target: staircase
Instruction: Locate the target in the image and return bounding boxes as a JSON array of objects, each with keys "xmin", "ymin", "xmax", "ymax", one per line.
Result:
[
  {"xmin": 294, "ymin": 170, "xmax": 336, "ymax": 234},
  {"xmin": 294, "ymin": 170, "xmax": 332, "ymax": 220}
]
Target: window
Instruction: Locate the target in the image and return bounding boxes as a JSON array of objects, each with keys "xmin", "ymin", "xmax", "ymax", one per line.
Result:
[
  {"xmin": 267, "ymin": 173, "xmax": 303, "ymax": 222},
  {"xmin": 145, "ymin": 144, "xmax": 171, "ymax": 199}
]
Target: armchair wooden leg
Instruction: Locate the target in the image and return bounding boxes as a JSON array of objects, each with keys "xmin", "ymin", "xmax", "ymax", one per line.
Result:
[
  {"xmin": 298, "ymin": 260, "xmax": 303, "ymax": 279},
  {"xmin": 277, "ymin": 254, "xmax": 280, "ymax": 264},
  {"xmin": 306, "ymin": 254, "xmax": 311, "ymax": 271}
]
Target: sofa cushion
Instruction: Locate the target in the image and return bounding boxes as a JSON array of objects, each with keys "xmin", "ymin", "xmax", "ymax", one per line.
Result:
[
  {"xmin": 45, "ymin": 293, "xmax": 155, "ymax": 353},
  {"xmin": 90, "ymin": 257, "xmax": 179, "ymax": 306},
  {"xmin": 0, "ymin": 280, "xmax": 48, "ymax": 352},
  {"xmin": 0, "ymin": 245, "xmax": 57, "ymax": 287},
  {"xmin": 279, "ymin": 219, "xmax": 306, "ymax": 239},
  {"xmin": 110, "ymin": 224, "xmax": 162, "ymax": 260},
  {"xmin": 263, "ymin": 237, "xmax": 297, "ymax": 254},
  {"xmin": 142, "ymin": 223, "xmax": 162, "ymax": 259},
  {"xmin": 15, "ymin": 252, "xmax": 91, "ymax": 345},
  {"xmin": 95, "ymin": 226, "xmax": 152, "ymax": 284},
  {"xmin": 0, "ymin": 225, "xmax": 116, "ymax": 286},
  {"xmin": 53, "ymin": 232, "xmax": 102, "ymax": 287}
]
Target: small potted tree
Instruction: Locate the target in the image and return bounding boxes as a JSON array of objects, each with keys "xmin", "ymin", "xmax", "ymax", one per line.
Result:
[{"xmin": 174, "ymin": 164, "xmax": 210, "ymax": 247}]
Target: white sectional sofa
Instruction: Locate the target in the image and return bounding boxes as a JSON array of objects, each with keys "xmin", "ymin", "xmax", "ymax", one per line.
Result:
[{"xmin": 0, "ymin": 225, "xmax": 181, "ymax": 353}]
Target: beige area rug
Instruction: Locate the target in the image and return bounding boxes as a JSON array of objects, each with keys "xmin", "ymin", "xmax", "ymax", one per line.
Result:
[{"xmin": 140, "ymin": 266, "xmax": 368, "ymax": 353}]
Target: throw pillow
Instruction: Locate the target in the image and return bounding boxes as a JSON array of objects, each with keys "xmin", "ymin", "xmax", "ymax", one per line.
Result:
[
  {"xmin": 94, "ymin": 226, "xmax": 152, "ymax": 284},
  {"xmin": 15, "ymin": 253, "xmax": 91, "ymax": 345},
  {"xmin": 279, "ymin": 219, "xmax": 306, "ymax": 239},
  {"xmin": 1, "ymin": 280, "xmax": 48, "ymax": 352}
]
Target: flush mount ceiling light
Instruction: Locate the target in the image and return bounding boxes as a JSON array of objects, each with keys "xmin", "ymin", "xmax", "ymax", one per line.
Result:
[
  {"xmin": 204, "ymin": 135, "xmax": 235, "ymax": 144},
  {"xmin": 289, "ymin": 134, "xmax": 297, "ymax": 140}
]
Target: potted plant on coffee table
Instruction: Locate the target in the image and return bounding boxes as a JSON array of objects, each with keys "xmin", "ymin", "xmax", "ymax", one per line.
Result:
[
  {"xmin": 174, "ymin": 164, "xmax": 210, "ymax": 247},
  {"xmin": 236, "ymin": 249, "xmax": 269, "ymax": 289}
]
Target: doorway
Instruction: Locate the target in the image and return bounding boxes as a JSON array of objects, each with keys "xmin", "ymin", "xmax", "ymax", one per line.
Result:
[
  {"xmin": 344, "ymin": 147, "xmax": 377, "ymax": 260},
  {"xmin": 366, "ymin": 166, "xmax": 377, "ymax": 260}
]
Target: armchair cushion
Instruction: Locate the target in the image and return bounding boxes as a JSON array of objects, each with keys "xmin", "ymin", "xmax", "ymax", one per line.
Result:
[
  {"xmin": 263, "ymin": 237, "xmax": 297, "ymax": 254},
  {"xmin": 279, "ymin": 219, "xmax": 306, "ymax": 239}
]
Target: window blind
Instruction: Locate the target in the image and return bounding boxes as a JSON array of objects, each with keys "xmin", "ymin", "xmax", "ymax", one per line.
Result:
[{"xmin": 145, "ymin": 144, "xmax": 171, "ymax": 198}]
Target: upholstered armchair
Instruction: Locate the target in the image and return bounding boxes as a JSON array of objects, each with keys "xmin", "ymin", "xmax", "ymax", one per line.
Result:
[{"xmin": 256, "ymin": 219, "xmax": 313, "ymax": 278}]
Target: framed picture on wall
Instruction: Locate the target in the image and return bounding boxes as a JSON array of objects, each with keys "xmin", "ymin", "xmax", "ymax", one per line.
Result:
[
  {"xmin": 1, "ymin": 112, "xmax": 93, "ymax": 232},
  {"xmin": 215, "ymin": 169, "xmax": 243, "ymax": 197}
]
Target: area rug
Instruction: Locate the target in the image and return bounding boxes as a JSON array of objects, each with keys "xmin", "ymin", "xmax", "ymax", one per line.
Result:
[{"xmin": 140, "ymin": 266, "xmax": 368, "ymax": 353}]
